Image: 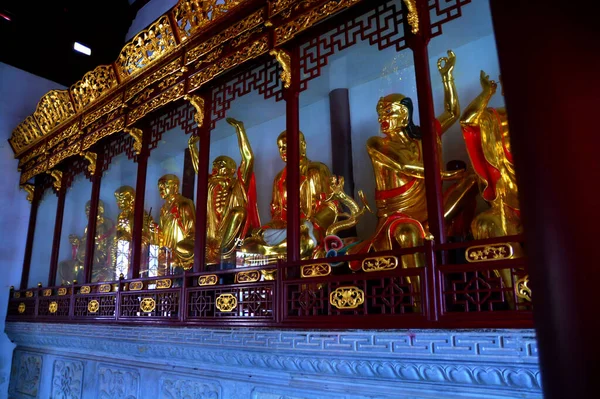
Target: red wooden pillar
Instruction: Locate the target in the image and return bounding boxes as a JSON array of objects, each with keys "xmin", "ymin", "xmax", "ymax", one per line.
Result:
[
  {"xmin": 48, "ymin": 172, "xmax": 68, "ymax": 286},
  {"xmin": 20, "ymin": 176, "xmax": 42, "ymax": 289},
  {"xmin": 130, "ymin": 125, "xmax": 150, "ymax": 279},
  {"xmin": 285, "ymin": 46, "xmax": 301, "ymax": 263},
  {"xmin": 490, "ymin": 1, "xmax": 600, "ymax": 397},
  {"xmin": 83, "ymin": 151, "xmax": 104, "ymax": 284},
  {"xmin": 193, "ymin": 92, "xmax": 212, "ymax": 273}
]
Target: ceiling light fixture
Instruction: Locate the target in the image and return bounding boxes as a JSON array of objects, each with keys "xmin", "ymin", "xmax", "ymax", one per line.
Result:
[{"xmin": 73, "ymin": 42, "xmax": 91, "ymax": 56}]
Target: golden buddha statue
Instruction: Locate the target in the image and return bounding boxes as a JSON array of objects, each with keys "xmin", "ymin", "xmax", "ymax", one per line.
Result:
[
  {"xmin": 188, "ymin": 118, "xmax": 261, "ymax": 266},
  {"xmin": 113, "ymin": 186, "xmax": 158, "ymax": 278},
  {"xmin": 460, "ymin": 71, "xmax": 522, "ymax": 290},
  {"xmin": 240, "ymin": 130, "xmax": 356, "ymax": 261},
  {"xmin": 348, "ymin": 50, "xmax": 477, "ymax": 270},
  {"xmin": 154, "ymin": 174, "xmax": 196, "ymax": 271},
  {"xmin": 58, "ymin": 200, "xmax": 115, "ymax": 284}
]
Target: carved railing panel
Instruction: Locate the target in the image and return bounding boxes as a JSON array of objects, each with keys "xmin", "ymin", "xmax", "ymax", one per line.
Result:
[{"xmin": 70, "ymin": 65, "xmax": 119, "ymax": 111}]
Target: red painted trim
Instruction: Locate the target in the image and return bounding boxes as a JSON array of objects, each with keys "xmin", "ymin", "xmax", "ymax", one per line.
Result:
[
  {"xmin": 130, "ymin": 124, "xmax": 150, "ymax": 279},
  {"xmin": 48, "ymin": 173, "xmax": 68, "ymax": 286},
  {"xmin": 20, "ymin": 176, "xmax": 42, "ymax": 289},
  {"xmin": 83, "ymin": 152, "xmax": 104, "ymax": 284}
]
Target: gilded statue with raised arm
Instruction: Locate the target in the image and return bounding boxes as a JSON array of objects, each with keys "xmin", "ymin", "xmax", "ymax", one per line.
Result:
[
  {"xmin": 155, "ymin": 174, "xmax": 196, "ymax": 271},
  {"xmin": 240, "ymin": 131, "xmax": 366, "ymax": 262},
  {"xmin": 460, "ymin": 71, "xmax": 522, "ymax": 292},
  {"xmin": 58, "ymin": 200, "xmax": 116, "ymax": 284},
  {"xmin": 113, "ymin": 186, "xmax": 159, "ymax": 278},
  {"xmin": 348, "ymin": 50, "xmax": 477, "ymax": 271},
  {"xmin": 188, "ymin": 118, "xmax": 261, "ymax": 266}
]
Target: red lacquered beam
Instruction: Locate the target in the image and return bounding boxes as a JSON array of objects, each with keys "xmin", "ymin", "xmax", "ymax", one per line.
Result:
[
  {"xmin": 130, "ymin": 124, "xmax": 150, "ymax": 279},
  {"xmin": 48, "ymin": 172, "xmax": 68, "ymax": 286},
  {"xmin": 20, "ymin": 175, "xmax": 42, "ymax": 289},
  {"xmin": 83, "ymin": 151, "xmax": 104, "ymax": 284}
]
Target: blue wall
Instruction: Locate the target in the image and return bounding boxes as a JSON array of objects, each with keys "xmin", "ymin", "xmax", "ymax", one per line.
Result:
[{"xmin": 0, "ymin": 62, "xmax": 65, "ymax": 398}]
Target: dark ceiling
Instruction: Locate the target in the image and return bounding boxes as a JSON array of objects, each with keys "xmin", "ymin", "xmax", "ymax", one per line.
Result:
[{"xmin": 0, "ymin": 0, "xmax": 151, "ymax": 87}]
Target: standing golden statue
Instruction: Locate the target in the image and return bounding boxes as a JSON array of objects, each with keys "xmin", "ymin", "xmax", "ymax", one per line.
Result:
[
  {"xmin": 58, "ymin": 200, "xmax": 115, "ymax": 284},
  {"xmin": 240, "ymin": 131, "xmax": 364, "ymax": 261},
  {"xmin": 348, "ymin": 50, "xmax": 476, "ymax": 271},
  {"xmin": 460, "ymin": 71, "xmax": 522, "ymax": 293},
  {"xmin": 188, "ymin": 118, "xmax": 261, "ymax": 266},
  {"xmin": 113, "ymin": 186, "xmax": 159, "ymax": 277},
  {"xmin": 154, "ymin": 174, "xmax": 196, "ymax": 271}
]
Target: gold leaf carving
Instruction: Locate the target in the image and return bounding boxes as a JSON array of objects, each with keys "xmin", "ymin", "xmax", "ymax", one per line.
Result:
[
  {"xmin": 83, "ymin": 96, "xmax": 124, "ymax": 127},
  {"xmin": 198, "ymin": 275, "xmax": 218, "ymax": 286},
  {"xmin": 156, "ymin": 279, "xmax": 172, "ymax": 289},
  {"xmin": 402, "ymin": 0, "xmax": 419, "ymax": 34},
  {"xmin": 88, "ymin": 299, "xmax": 100, "ymax": 313},
  {"xmin": 301, "ymin": 264, "xmax": 331, "ymax": 278},
  {"xmin": 184, "ymin": 94, "xmax": 205, "ymax": 127},
  {"xmin": 80, "ymin": 286, "xmax": 91, "ymax": 294},
  {"xmin": 49, "ymin": 301, "xmax": 58, "ymax": 313},
  {"xmin": 269, "ymin": 48, "xmax": 292, "ymax": 88},
  {"xmin": 216, "ymin": 293, "xmax": 237, "ymax": 312},
  {"xmin": 18, "ymin": 303, "xmax": 26, "ymax": 314},
  {"xmin": 98, "ymin": 284, "xmax": 111, "ymax": 293},
  {"xmin": 57, "ymin": 287, "xmax": 67, "ymax": 296},
  {"xmin": 235, "ymin": 270, "xmax": 260, "ymax": 283},
  {"xmin": 173, "ymin": 0, "xmax": 245, "ymax": 39},
  {"xmin": 330, "ymin": 286, "xmax": 364, "ymax": 309},
  {"xmin": 125, "ymin": 58, "xmax": 181, "ymax": 102},
  {"xmin": 9, "ymin": 116, "xmax": 43, "ymax": 155},
  {"xmin": 70, "ymin": 65, "xmax": 118, "ymax": 111},
  {"xmin": 83, "ymin": 116, "xmax": 125, "ymax": 150},
  {"xmin": 140, "ymin": 297, "xmax": 156, "ymax": 312},
  {"xmin": 128, "ymin": 82, "xmax": 185, "ymax": 125},
  {"xmin": 22, "ymin": 184, "xmax": 35, "ymax": 203},
  {"xmin": 129, "ymin": 281, "xmax": 144, "ymax": 291},
  {"xmin": 124, "ymin": 127, "xmax": 143, "ymax": 155},
  {"xmin": 33, "ymin": 90, "xmax": 76, "ymax": 134},
  {"xmin": 361, "ymin": 256, "xmax": 398, "ymax": 272},
  {"xmin": 466, "ymin": 243, "xmax": 515, "ymax": 262}
]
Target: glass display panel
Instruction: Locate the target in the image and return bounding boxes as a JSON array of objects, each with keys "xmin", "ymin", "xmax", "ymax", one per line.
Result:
[
  {"xmin": 207, "ymin": 62, "xmax": 286, "ymax": 269},
  {"xmin": 56, "ymin": 172, "xmax": 94, "ymax": 285},
  {"xmin": 28, "ymin": 186, "xmax": 58, "ymax": 288},
  {"xmin": 145, "ymin": 111, "xmax": 196, "ymax": 276},
  {"xmin": 94, "ymin": 150, "xmax": 138, "ymax": 281}
]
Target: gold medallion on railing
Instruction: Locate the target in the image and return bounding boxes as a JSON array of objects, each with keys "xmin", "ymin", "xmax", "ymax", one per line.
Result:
[
  {"xmin": 129, "ymin": 281, "xmax": 144, "ymax": 291},
  {"xmin": 466, "ymin": 243, "xmax": 515, "ymax": 262},
  {"xmin": 301, "ymin": 264, "xmax": 331, "ymax": 278},
  {"xmin": 18, "ymin": 303, "xmax": 25, "ymax": 314},
  {"xmin": 516, "ymin": 275, "xmax": 532, "ymax": 301},
  {"xmin": 235, "ymin": 270, "xmax": 260, "ymax": 283},
  {"xmin": 49, "ymin": 301, "xmax": 58, "ymax": 314},
  {"xmin": 329, "ymin": 286, "xmax": 365, "ymax": 310},
  {"xmin": 260, "ymin": 269, "xmax": 277, "ymax": 281},
  {"xmin": 156, "ymin": 279, "xmax": 172, "ymax": 289},
  {"xmin": 216, "ymin": 294, "xmax": 237, "ymax": 312},
  {"xmin": 198, "ymin": 275, "xmax": 218, "ymax": 286},
  {"xmin": 13, "ymin": 292, "xmax": 20, "ymax": 299},
  {"xmin": 88, "ymin": 299, "xmax": 100, "ymax": 313},
  {"xmin": 362, "ymin": 256, "xmax": 398, "ymax": 272},
  {"xmin": 25, "ymin": 291, "xmax": 33, "ymax": 298},
  {"xmin": 98, "ymin": 284, "xmax": 111, "ymax": 293},
  {"xmin": 80, "ymin": 286, "xmax": 91, "ymax": 294},
  {"xmin": 57, "ymin": 288, "xmax": 67, "ymax": 296},
  {"xmin": 42, "ymin": 289, "xmax": 52, "ymax": 297},
  {"xmin": 140, "ymin": 298, "xmax": 156, "ymax": 313}
]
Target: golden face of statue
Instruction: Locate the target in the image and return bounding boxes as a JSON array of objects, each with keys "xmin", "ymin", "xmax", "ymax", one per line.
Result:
[
  {"xmin": 115, "ymin": 186, "xmax": 135, "ymax": 211},
  {"xmin": 377, "ymin": 95, "xmax": 409, "ymax": 137},
  {"xmin": 158, "ymin": 175, "xmax": 180, "ymax": 199},
  {"xmin": 85, "ymin": 200, "xmax": 105, "ymax": 220},
  {"xmin": 211, "ymin": 156, "xmax": 236, "ymax": 177},
  {"xmin": 277, "ymin": 131, "xmax": 307, "ymax": 163}
]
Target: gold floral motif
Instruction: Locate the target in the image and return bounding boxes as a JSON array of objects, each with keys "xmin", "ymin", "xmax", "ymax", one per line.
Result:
[
  {"xmin": 70, "ymin": 65, "xmax": 118, "ymax": 111},
  {"xmin": 132, "ymin": 88, "xmax": 155, "ymax": 105},
  {"xmin": 48, "ymin": 141, "xmax": 82, "ymax": 170},
  {"xmin": 42, "ymin": 289, "xmax": 52, "ymax": 297},
  {"xmin": 156, "ymin": 279, "xmax": 172, "ymax": 289},
  {"xmin": 215, "ymin": 293, "xmax": 238, "ymax": 312},
  {"xmin": 362, "ymin": 256, "xmax": 399, "ymax": 272},
  {"xmin": 33, "ymin": 90, "xmax": 76, "ymax": 134},
  {"xmin": 269, "ymin": 49, "xmax": 292, "ymax": 89},
  {"xmin": 10, "ymin": 116, "xmax": 44, "ymax": 155},
  {"xmin": 301, "ymin": 263, "xmax": 331, "ymax": 278},
  {"xmin": 18, "ymin": 303, "xmax": 26, "ymax": 314},
  {"xmin": 25, "ymin": 291, "xmax": 33, "ymax": 298},
  {"xmin": 128, "ymin": 82, "xmax": 185, "ymax": 125},
  {"xmin": 22, "ymin": 184, "xmax": 35, "ymax": 203},
  {"xmin": 48, "ymin": 170, "xmax": 63, "ymax": 191},
  {"xmin": 83, "ymin": 116, "xmax": 125, "ymax": 150},
  {"xmin": 330, "ymin": 286, "xmax": 364, "ymax": 309},
  {"xmin": 516, "ymin": 275, "xmax": 532, "ymax": 301},
  {"xmin": 184, "ymin": 94, "xmax": 205, "ymax": 127},
  {"xmin": 20, "ymin": 163, "xmax": 47, "ymax": 185},
  {"xmin": 172, "ymin": 0, "xmax": 244, "ymax": 39},
  {"xmin": 125, "ymin": 58, "xmax": 182, "ymax": 102},
  {"xmin": 81, "ymin": 151, "xmax": 97, "ymax": 175},
  {"xmin": 13, "ymin": 292, "xmax": 20, "ymax": 299},
  {"xmin": 18, "ymin": 144, "xmax": 46, "ymax": 168},
  {"xmin": 402, "ymin": 0, "xmax": 419, "ymax": 34},
  {"xmin": 88, "ymin": 299, "xmax": 100, "ymax": 313},
  {"xmin": 275, "ymin": 0, "xmax": 361, "ymax": 45},
  {"xmin": 116, "ymin": 16, "xmax": 177, "ymax": 80},
  {"xmin": 80, "ymin": 286, "xmax": 91, "ymax": 294},
  {"xmin": 157, "ymin": 72, "xmax": 184, "ymax": 91},
  {"xmin": 123, "ymin": 127, "xmax": 143, "ymax": 155},
  {"xmin": 260, "ymin": 269, "xmax": 277, "ymax": 281},
  {"xmin": 229, "ymin": 26, "xmax": 264, "ymax": 49},
  {"xmin": 270, "ymin": 0, "xmax": 297, "ymax": 16},
  {"xmin": 57, "ymin": 287, "xmax": 67, "ymax": 296},
  {"xmin": 49, "ymin": 301, "xmax": 58, "ymax": 313},
  {"xmin": 189, "ymin": 38, "xmax": 268, "ymax": 90},
  {"xmin": 466, "ymin": 243, "xmax": 515, "ymax": 262},
  {"xmin": 47, "ymin": 123, "xmax": 79, "ymax": 150},
  {"xmin": 235, "ymin": 270, "xmax": 260, "ymax": 283},
  {"xmin": 83, "ymin": 96, "xmax": 124, "ymax": 127},
  {"xmin": 98, "ymin": 284, "xmax": 111, "ymax": 293},
  {"xmin": 140, "ymin": 297, "xmax": 156, "ymax": 312},
  {"xmin": 129, "ymin": 281, "xmax": 144, "ymax": 291},
  {"xmin": 193, "ymin": 48, "xmax": 224, "ymax": 69},
  {"xmin": 198, "ymin": 275, "xmax": 218, "ymax": 286}
]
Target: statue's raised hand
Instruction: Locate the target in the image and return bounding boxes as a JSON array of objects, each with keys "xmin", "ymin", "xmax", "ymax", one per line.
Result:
[
  {"xmin": 188, "ymin": 134, "xmax": 199, "ymax": 147},
  {"xmin": 226, "ymin": 117, "xmax": 244, "ymax": 129},
  {"xmin": 437, "ymin": 50, "xmax": 456, "ymax": 79},
  {"xmin": 479, "ymin": 70, "xmax": 497, "ymax": 96}
]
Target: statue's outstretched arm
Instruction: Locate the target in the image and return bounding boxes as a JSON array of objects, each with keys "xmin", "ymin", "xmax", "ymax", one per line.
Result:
[
  {"xmin": 461, "ymin": 70, "xmax": 497, "ymax": 127},
  {"xmin": 187, "ymin": 135, "xmax": 200, "ymax": 174},
  {"xmin": 436, "ymin": 50, "xmax": 460, "ymax": 134},
  {"xmin": 227, "ymin": 118, "xmax": 254, "ymax": 187}
]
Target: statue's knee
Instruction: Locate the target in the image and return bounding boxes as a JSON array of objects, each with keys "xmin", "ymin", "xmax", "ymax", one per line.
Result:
[
  {"xmin": 394, "ymin": 224, "xmax": 423, "ymax": 248},
  {"xmin": 471, "ymin": 212, "xmax": 504, "ymax": 239}
]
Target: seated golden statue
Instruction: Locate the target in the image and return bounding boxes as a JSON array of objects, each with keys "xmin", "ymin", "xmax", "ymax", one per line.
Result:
[
  {"xmin": 240, "ymin": 131, "xmax": 365, "ymax": 262},
  {"xmin": 113, "ymin": 186, "xmax": 159, "ymax": 277},
  {"xmin": 58, "ymin": 200, "xmax": 115, "ymax": 284},
  {"xmin": 188, "ymin": 118, "xmax": 261, "ymax": 266},
  {"xmin": 460, "ymin": 71, "xmax": 522, "ymax": 293},
  {"xmin": 348, "ymin": 50, "xmax": 477, "ymax": 271},
  {"xmin": 154, "ymin": 174, "xmax": 196, "ymax": 271}
]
